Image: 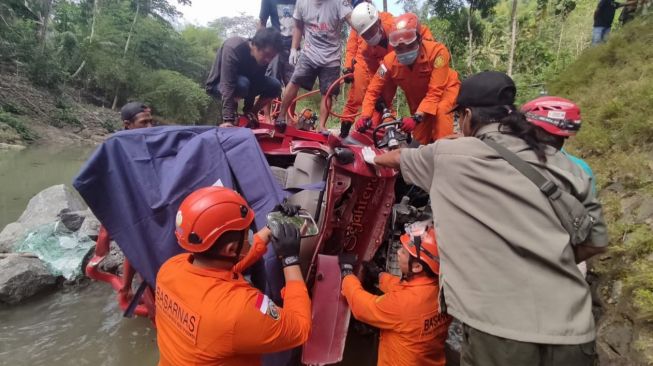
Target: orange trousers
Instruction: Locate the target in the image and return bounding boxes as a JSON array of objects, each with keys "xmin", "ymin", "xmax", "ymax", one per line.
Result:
[{"xmin": 341, "ymin": 62, "xmax": 395, "ymax": 125}]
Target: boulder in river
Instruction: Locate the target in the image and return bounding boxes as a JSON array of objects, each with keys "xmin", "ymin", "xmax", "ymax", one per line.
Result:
[
  {"xmin": 78, "ymin": 210, "xmax": 100, "ymax": 241},
  {"xmin": 99, "ymin": 241, "xmax": 126, "ymax": 275},
  {"xmin": 0, "ymin": 222, "xmax": 24, "ymax": 253},
  {"xmin": 0, "ymin": 253, "xmax": 58, "ymax": 304},
  {"xmin": 18, "ymin": 184, "xmax": 86, "ymax": 228},
  {"xmin": 0, "ymin": 184, "xmax": 89, "ymax": 252}
]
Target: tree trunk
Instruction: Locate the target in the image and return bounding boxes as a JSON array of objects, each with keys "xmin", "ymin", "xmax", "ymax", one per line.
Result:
[
  {"xmin": 113, "ymin": 0, "xmax": 140, "ymax": 110},
  {"xmin": 123, "ymin": 1, "xmax": 140, "ymax": 57},
  {"xmin": 39, "ymin": 0, "xmax": 54, "ymax": 51},
  {"xmin": 72, "ymin": 0, "xmax": 99, "ymax": 79},
  {"xmin": 467, "ymin": 7, "xmax": 474, "ymax": 73},
  {"xmin": 383, "ymin": 0, "xmax": 388, "ymax": 11},
  {"xmin": 555, "ymin": 21, "xmax": 564, "ymax": 70},
  {"xmin": 507, "ymin": 0, "xmax": 518, "ymax": 76}
]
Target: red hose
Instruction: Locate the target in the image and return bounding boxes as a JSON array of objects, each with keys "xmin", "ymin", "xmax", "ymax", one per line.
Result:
[
  {"xmin": 286, "ymin": 73, "xmax": 359, "ymax": 124},
  {"xmin": 324, "ymin": 73, "xmax": 360, "ymax": 120}
]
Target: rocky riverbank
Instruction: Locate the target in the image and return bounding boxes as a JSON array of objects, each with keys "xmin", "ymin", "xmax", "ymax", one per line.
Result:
[
  {"xmin": 0, "ymin": 73, "xmax": 117, "ymax": 148},
  {"xmin": 0, "ymin": 184, "xmax": 123, "ymax": 305}
]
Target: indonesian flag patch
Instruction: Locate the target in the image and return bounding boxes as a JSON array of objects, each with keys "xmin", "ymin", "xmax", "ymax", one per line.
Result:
[
  {"xmin": 377, "ymin": 64, "xmax": 387, "ymax": 78},
  {"xmin": 255, "ymin": 293, "xmax": 280, "ymax": 320}
]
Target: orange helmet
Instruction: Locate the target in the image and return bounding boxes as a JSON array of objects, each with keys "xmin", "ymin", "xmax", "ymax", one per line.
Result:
[
  {"xmin": 399, "ymin": 221, "xmax": 440, "ymax": 275},
  {"xmin": 389, "ymin": 13, "xmax": 420, "ymax": 47},
  {"xmin": 175, "ymin": 186, "xmax": 254, "ymax": 253}
]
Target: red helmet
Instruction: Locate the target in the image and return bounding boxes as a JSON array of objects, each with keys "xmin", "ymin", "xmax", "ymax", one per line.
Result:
[
  {"xmin": 389, "ymin": 13, "xmax": 420, "ymax": 47},
  {"xmin": 521, "ymin": 96, "xmax": 581, "ymax": 137},
  {"xmin": 175, "ymin": 186, "xmax": 254, "ymax": 253},
  {"xmin": 399, "ymin": 221, "xmax": 440, "ymax": 275}
]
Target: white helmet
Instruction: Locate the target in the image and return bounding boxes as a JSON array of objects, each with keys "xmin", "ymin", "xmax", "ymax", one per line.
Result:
[{"xmin": 351, "ymin": 2, "xmax": 379, "ymax": 35}]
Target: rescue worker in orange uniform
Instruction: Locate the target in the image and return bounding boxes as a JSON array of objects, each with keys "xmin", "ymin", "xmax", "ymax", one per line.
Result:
[
  {"xmin": 155, "ymin": 187, "xmax": 311, "ymax": 366},
  {"xmin": 357, "ymin": 13, "xmax": 460, "ymax": 144},
  {"xmin": 339, "ymin": 221, "xmax": 452, "ymax": 366},
  {"xmin": 340, "ymin": 3, "xmax": 435, "ymax": 138}
]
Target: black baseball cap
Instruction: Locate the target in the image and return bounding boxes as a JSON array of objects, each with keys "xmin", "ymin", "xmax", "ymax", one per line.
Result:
[
  {"xmin": 120, "ymin": 101, "xmax": 149, "ymax": 121},
  {"xmin": 451, "ymin": 71, "xmax": 516, "ymax": 112}
]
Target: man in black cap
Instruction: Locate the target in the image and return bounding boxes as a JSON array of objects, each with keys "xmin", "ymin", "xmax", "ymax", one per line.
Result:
[
  {"xmin": 120, "ymin": 101, "xmax": 153, "ymax": 130},
  {"xmin": 360, "ymin": 71, "xmax": 608, "ymax": 366}
]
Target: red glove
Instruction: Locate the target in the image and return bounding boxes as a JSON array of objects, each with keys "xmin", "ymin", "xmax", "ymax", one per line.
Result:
[
  {"xmin": 355, "ymin": 117, "xmax": 372, "ymax": 131},
  {"xmin": 401, "ymin": 117, "xmax": 417, "ymax": 132}
]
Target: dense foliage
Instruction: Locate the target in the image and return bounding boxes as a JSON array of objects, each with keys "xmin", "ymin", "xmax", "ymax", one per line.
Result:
[
  {"xmin": 0, "ymin": 0, "xmax": 645, "ymax": 125},
  {"xmin": 0, "ymin": 0, "xmax": 221, "ymax": 124}
]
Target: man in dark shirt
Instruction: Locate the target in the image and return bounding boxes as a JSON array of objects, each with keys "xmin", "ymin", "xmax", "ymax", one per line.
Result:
[
  {"xmin": 206, "ymin": 28, "xmax": 283, "ymax": 125},
  {"xmin": 593, "ymin": 0, "xmax": 625, "ymax": 44}
]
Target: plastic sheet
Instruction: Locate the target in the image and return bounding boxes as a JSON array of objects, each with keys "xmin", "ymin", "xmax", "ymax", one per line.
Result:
[{"xmin": 16, "ymin": 222, "xmax": 94, "ymax": 279}]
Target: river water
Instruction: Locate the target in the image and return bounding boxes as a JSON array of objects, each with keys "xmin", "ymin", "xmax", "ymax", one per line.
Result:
[
  {"xmin": 0, "ymin": 144, "xmax": 158, "ymax": 365},
  {"xmin": 0, "ymin": 144, "xmax": 94, "ymax": 229}
]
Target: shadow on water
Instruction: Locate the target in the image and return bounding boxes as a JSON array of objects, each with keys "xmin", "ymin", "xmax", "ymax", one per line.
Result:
[
  {"xmin": 0, "ymin": 144, "xmax": 95, "ymax": 230},
  {"xmin": 0, "ymin": 282, "xmax": 158, "ymax": 366}
]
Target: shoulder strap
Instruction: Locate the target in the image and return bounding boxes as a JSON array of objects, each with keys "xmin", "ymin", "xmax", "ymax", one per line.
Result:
[{"xmin": 482, "ymin": 139, "xmax": 560, "ymax": 199}]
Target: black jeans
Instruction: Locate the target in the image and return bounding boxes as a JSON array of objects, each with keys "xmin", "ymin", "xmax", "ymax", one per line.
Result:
[{"xmin": 235, "ymin": 75, "xmax": 282, "ymax": 112}]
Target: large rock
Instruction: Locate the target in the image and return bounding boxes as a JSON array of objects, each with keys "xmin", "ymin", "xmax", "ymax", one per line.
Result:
[
  {"xmin": 57, "ymin": 209, "xmax": 86, "ymax": 232},
  {"xmin": 597, "ymin": 316, "xmax": 634, "ymax": 366},
  {"xmin": 636, "ymin": 197, "xmax": 653, "ymax": 224},
  {"xmin": 18, "ymin": 184, "xmax": 86, "ymax": 228},
  {"xmin": 0, "ymin": 222, "xmax": 24, "ymax": 253},
  {"xmin": 78, "ymin": 210, "xmax": 100, "ymax": 241},
  {"xmin": 99, "ymin": 241, "xmax": 125, "ymax": 274},
  {"xmin": 0, "ymin": 184, "xmax": 87, "ymax": 253},
  {"xmin": 0, "ymin": 254, "xmax": 58, "ymax": 304}
]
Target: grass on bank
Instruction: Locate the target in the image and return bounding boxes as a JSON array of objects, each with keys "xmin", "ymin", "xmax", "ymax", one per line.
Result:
[{"xmin": 550, "ymin": 14, "xmax": 653, "ymax": 323}]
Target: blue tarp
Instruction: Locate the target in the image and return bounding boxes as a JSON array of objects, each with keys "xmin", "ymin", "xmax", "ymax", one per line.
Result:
[{"xmin": 72, "ymin": 126, "xmax": 288, "ymax": 287}]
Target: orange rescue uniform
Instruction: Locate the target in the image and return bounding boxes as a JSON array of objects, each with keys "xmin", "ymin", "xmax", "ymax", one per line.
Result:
[
  {"xmin": 342, "ymin": 273, "xmax": 452, "ymax": 366},
  {"xmin": 155, "ymin": 234, "xmax": 311, "ymax": 366},
  {"xmin": 361, "ymin": 40, "xmax": 459, "ymax": 144},
  {"xmin": 342, "ymin": 13, "xmax": 434, "ymax": 123}
]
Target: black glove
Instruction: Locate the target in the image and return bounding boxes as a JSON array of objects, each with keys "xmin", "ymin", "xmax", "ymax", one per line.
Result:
[
  {"xmin": 244, "ymin": 112, "xmax": 259, "ymax": 129},
  {"xmin": 374, "ymin": 99, "xmax": 387, "ymax": 113},
  {"xmin": 343, "ymin": 67, "xmax": 354, "ymax": 83},
  {"xmin": 364, "ymin": 261, "xmax": 383, "ymax": 283},
  {"xmin": 275, "ymin": 118, "xmax": 287, "ymax": 133},
  {"xmin": 269, "ymin": 222, "xmax": 301, "ymax": 267},
  {"xmin": 272, "ymin": 200, "xmax": 300, "ymax": 216},
  {"xmin": 338, "ymin": 253, "xmax": 357, "ymax": 278},
  {"xmin": 340, "ymin": 121, "xmax": 353, "ymax": 138}
]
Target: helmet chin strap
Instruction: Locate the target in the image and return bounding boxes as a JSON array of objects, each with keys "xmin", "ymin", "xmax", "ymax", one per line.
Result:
[
  {"xmin": 403, "ymin": 236, "xmax": 422, "ymax": 281},
  {"xmin": 205, "ymin": 231, "xmax": 247, "ymax": 263}
]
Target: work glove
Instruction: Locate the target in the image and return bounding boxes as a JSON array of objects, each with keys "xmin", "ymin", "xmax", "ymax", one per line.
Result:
[
  {"xmin": 400, "ymin": 116, "xmax": 417, "ymax": 133},
  {"xmin": 374, "ymin": 99, "xmax": 387, "ymax": 113},
  {"xmin": 289, "ymin": 48, "xmax": 300, "ymax": 66},
  {"xmin": 275, "ymin": 118, "xmax": 287, "ymax": 133},
  {"xmin": 269, "ymin": 222, "xmax": 301, "ymax": 267},
  {"xmin": 355, "ymin": 117, "xmax": 372, "ymax": 132},
  {"xmin": 272, "ymin": 200, "xmax": 300, "ymax": 216},
  {"xmin": 338, "ymin": 253, "xmax": 357, "ymax": 278},
  {"xmin": 244, "ymin": 112, "xmax": 260, "ymax": 129},
  {"xmin": 364, "ymin": 261, "xmax": 384, "ymax": 283},
  {"xmin": 343, "ymin": 67, "xmax": 354, "ymax": 84},
  {"xmin": 340, "ymin": 120, "xmax": 353, "ymax": 138},
  {"xmin": 361, "ymin": 146, "xmax": 377, "ymax": 165}
]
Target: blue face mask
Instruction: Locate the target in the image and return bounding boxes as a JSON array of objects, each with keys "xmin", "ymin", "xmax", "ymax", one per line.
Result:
[{"xmin": 396, "ymin": 48, "xmax": 419, "ymax": 65}]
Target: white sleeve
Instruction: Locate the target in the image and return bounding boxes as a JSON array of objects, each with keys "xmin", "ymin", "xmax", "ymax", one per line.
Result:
[{"xmin": 293, "ymin": 0, "xmax": 304, "ymax": 20}]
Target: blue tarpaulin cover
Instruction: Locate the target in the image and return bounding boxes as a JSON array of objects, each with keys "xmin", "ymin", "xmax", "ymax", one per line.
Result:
[{"xmin": 72, "ymin": 126, "xmax": 288, "ymax": 287}]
